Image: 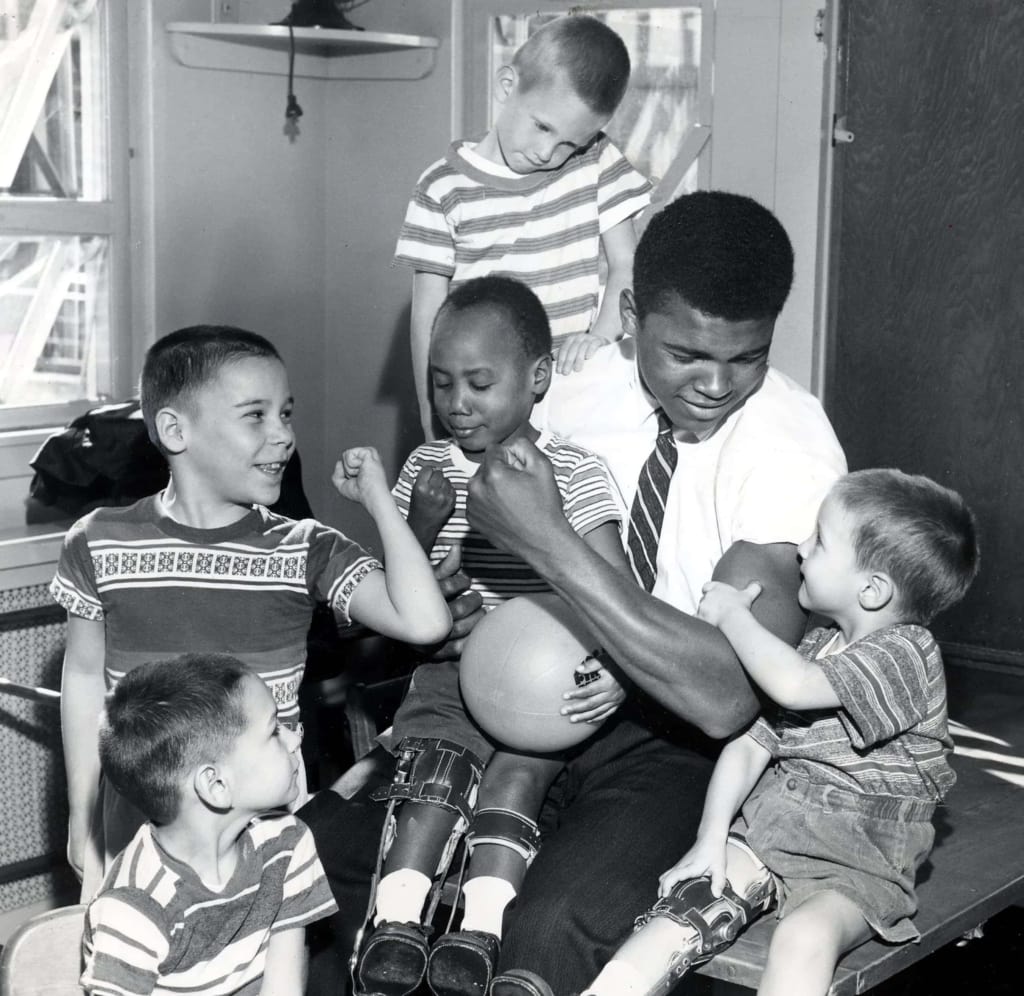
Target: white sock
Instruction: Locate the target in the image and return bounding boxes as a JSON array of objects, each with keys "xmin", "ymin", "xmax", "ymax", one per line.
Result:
[
  {"xmin": 373, "ymin": 868, "xmax": 432, "ymax": 926},
  {"xmin": 583, "ymin": 959, "xmax": 654, "ymax": 996},
  {"xmin": 459, "ymin": 876, "xmax": 517, "ymax": 938}
]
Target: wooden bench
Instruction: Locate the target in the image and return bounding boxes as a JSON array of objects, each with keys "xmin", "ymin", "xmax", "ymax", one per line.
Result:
[{"xmin": 695, "ymin": 661, "xmax": 1024, "ymax": 994}]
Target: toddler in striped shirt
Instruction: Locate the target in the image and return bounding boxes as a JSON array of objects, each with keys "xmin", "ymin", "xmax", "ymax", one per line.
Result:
[
  {"xmin": 573, "ymin": 468, "xmax": 979, "ymax": 996},
  {"xmin": 355, "ymin": 275, "xmax": 633, "ymax": 996},
  {"xmin": 81, "ymin": 654, "xmax": 338, "ymax": 996}
]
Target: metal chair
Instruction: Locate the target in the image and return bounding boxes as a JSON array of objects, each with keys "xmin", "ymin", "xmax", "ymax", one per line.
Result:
[{"xmin": 0, "ymin": 904, "xmax": 87, "ymax": 996}]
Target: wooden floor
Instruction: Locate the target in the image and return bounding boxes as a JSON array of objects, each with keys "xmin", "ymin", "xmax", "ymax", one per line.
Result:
[{"xmin": 695, "ymin": 662, "xmax": 1024, "ymax": 995}]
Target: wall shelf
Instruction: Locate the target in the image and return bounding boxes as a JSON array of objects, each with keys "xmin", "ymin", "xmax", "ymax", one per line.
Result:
[{"xmin": 165, "ymin": 22, "xmax": 440, "ymax": 80}]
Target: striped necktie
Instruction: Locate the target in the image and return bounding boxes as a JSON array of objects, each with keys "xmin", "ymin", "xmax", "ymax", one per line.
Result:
[{"xmin": 626, "ymin": 410, "xmax": 678, "ymax": 591}]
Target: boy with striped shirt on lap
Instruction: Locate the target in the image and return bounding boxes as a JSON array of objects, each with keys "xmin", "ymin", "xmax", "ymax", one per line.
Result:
[
  {"xmin": 354, "ymin": 275, "xmax": 632, "ymax": 996},
  {"xmin": 395, "ymin": 13, "xmax": 650, "ymax": 441}
]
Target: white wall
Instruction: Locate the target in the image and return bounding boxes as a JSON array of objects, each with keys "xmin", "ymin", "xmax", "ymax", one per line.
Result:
[
  {"xmin": 710, "ymin": 0, "xmax": 830, "ymax": 390},
  {"xmin": 148, "ymin": 0, "xmax": 330, "ymax": 516},
  {"xmin": 145, "ymin": 1, "xmax": 451, "ymax": 541}
]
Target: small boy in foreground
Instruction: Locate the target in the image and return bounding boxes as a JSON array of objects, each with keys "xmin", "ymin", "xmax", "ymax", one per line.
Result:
[
  {"xmin": 573, "ymin": 469, "xmax": 979, "ymax": 996},
  {"xmin": 81, "ymin": 654, "xmax": 338, "ymax": 996},
  {"xmin": 395, "ymin": 13, "xmax": 651, "ymax": 439}
]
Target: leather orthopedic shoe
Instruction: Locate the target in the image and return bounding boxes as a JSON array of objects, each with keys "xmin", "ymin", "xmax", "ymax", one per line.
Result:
[
  {"xmin": 488, "ymin": 969, "xmax": 557, "ymax": 996},
  {"xmin": 426, "ymin": 928, "xmax": 500, "ymax": 996},
  {"xmin": 356, "ymin": 921, "xmax": 430, "ymax": 996}
]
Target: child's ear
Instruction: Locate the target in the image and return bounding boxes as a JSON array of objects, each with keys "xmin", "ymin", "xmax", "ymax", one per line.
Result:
[
  {"xmin": 194, "ymin": 762, "xmax": 231, "ymax": 812},
  {"xmin": 154, "ymin": 407, "xmax": 187, "ymax": 455},
  {"xmin": 859, "ymin": 572, "xmax": 895, "ymax": 612},
  {"xmin": 495, "ymin": 64, "xmax": 517, "ymax": 103},
  {"xmin": 619, "ymin": 289, "xmax": 640, "ymax": 338},
  {"xmin": 532, "ymin": 352, "xmax": 553, "ymax": 396}
]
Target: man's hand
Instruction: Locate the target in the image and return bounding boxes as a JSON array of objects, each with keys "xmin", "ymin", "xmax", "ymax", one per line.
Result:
[
  {"xmin": 408, "ymin": 466, "xmax": 456, "ymax": 537},
  {"xmin": 554, "ymin": 332, "xmax": 611, "ymax": 375},
  {"xmin": 466, "ymin": 438, "xmax": 571, "ymax": 559},
  {"xmin": 697, "ymin": 580, "xmax": 763, "ymax": 628},
  {"xmin": 420, "ymin": 544, "xmax": 485, "ymax": 662}
]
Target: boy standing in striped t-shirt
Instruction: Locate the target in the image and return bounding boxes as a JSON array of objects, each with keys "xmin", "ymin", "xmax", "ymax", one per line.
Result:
[
  {"xmin": 576, "ymin": 469, "xmax": 979, "ymax": 996},
  {"xmin": 394, "ymin": 13, "xmax": 651, "ymax": 441},
  {"xmin": 355, "ymin": 276, "xmax": 631, "ymax": 996},
  {"xmin": 81, "ymin": 654, "xmax": 338, "ymax": 996}
]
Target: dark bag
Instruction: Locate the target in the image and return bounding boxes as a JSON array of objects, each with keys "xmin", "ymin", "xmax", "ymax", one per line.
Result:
[
  {"xmin": 27, "ymin": 400, "xmax": 313, "ymax": 523},
  {"xmin": 28, "ymin": 401, "xmax": 168, "ymax": 521}
]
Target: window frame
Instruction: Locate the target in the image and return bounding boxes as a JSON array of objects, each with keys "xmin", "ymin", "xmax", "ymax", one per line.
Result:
[{"xmin": 0, "ymin": 0, "xmax": 135, "ymax": 433}]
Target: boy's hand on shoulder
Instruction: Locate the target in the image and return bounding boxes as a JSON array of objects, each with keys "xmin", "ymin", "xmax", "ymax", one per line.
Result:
[
  {"xmin": 697, "ymin": 580, "xmax": 763, "ymax": 628},
  {"xmin": 554, "ymin": 332, "xmax": 612, "ymax": 375},
  {"xmin": 409, "ymin": 466, "xmax": 456, "ymax": 531},
  {"xmin": 659, "ymin": 834, "xmax": 729, "ymax": 899},
  {"xmin": 333, "ymin": 447, "xmax": 389, "ymax": 507}
]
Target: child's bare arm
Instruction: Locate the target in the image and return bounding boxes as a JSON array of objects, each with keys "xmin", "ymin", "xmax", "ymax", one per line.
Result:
[
  {"xmin": 560, "ymin": 521, "xmax": 631, "ymax": 724},
  {"xmin": 334, "ymin": 447, "xmax": 452, "ymax": 645},
  {"xmin": 660, "ymin": 732, "xmax": 771, "ymax": 897},
  {"xmin": 60, "ymin": 615, "xmax": 107, "ymax": 881},
  {"xmin": 411, "ymin": 271, "xmax": 451, "ymax": 441},
  {"xmin": 698, "ymin": 581, "xmax": 840, "ymax": 710},
  {"xmin": 259, "ymin": 927, "xmax": 307, "ymax": 996},
  {"xmin": 555, "ymin": 218, "xmax": 637, "ymax": 375}
]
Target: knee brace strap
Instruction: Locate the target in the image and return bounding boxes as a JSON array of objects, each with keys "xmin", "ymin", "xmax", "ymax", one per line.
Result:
[
  {"xmin": 633, "ymin": 874, "xmax": 774, "ymax": 968},
  {"xmin": 371, "ymin": 738, "xmax": 484, "ymax": 823},
  {"xmin": 466, "ymin": 807, "xmax": 542, "ymax": 865}
]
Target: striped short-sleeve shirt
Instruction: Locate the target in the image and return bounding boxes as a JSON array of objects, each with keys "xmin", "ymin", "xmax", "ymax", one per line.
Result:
[
  {"xmin": 391, "ymin": 431, "xmax": 621, "ymax": 608},
  {"xmin": 50, "ymin": 496, "xmax": 381, "ymax": 723},
  {"xmin": 394, "ymin": 134, "xmax": 651, "ymax": 346},
  {"xmin": 748, "ymin": 624, "xmax": 956, "ymax": 801},
  {"xmin": 81, "ymin": 816, "xmax": 337, "ymax": 996}
]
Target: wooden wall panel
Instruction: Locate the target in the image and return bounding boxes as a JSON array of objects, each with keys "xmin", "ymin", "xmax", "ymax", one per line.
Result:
[{"xmin": 827, "ymin": 0, "xmax": 1024, "ymax": 658}]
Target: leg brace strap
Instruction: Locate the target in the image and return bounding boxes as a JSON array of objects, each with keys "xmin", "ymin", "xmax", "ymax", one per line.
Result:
[
  {"xmin": 370, "ymin": 737, "xmax": 484, "ymax": 823},
  {"xmin": 466, "ymin": 807, "xmax": 542, "ymax": 865},
  {"xmin": 633, "ymin": 872, "xmax": 775, "ymax": 967}
]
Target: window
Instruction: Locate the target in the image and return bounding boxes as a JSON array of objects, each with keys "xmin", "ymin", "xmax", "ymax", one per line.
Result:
[{"xmin": 0, "ymin": 0, "xmax": 130, "ymax": 431}]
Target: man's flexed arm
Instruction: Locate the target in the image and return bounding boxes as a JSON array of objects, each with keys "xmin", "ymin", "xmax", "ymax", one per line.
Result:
[{"xmin": 466, "ymin": 439, "xmax": 806, "ymax": 739}]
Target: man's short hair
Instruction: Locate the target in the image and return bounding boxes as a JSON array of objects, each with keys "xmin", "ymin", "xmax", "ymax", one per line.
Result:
[
  {"xmin": 513, "ymin": 14, "xmax": 630, "ymax": 118},
  {"xmin": 140, "ymin": 325, "xmax": 281, "ymax": 448},
  {"xmin": 633, "ymin": 191, "xmax": 795, "ymax": 323},
  {"xmin": 433, "ymin": 275, "xmax": 552, "ymax": 362},
  {"xmin": 98, "ymin": 654, "xmax": 252, "ymax": 825},
  {"xmin": 832, "ymin": 469, "xmax": 980, "ymax": 624}
]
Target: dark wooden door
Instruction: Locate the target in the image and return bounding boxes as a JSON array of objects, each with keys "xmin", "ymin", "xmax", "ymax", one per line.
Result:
[{"xmin": 825, "ymin": 0, "xmax": 1024, "ymax": 663}]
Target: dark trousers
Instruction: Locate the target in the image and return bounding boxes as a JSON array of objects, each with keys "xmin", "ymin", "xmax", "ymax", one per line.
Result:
[{"xmin": 300, "ymin": 717, "xmax": 713, "ymax": 996}]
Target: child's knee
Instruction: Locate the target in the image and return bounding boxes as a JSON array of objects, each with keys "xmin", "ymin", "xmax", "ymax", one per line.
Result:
[{"xmin": 479, "ymin": 754, "xmax": 561, "ymax": 809}]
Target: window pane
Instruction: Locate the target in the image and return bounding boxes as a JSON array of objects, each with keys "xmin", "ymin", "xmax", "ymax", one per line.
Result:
[
  {"xmin": 490, "ymin": 8, "xmax": 703, "ymax": 189},
  {"xmin": 1, "ymin": 0, "xmax": 109, "ymax": 200},
  {"xmin": 0, "ymin": 235, "xmax": 110, "ymax": 408}
]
